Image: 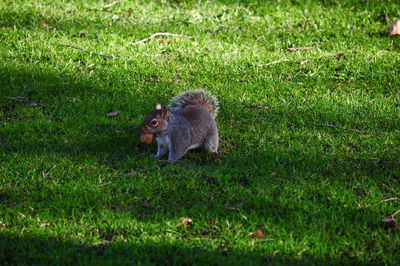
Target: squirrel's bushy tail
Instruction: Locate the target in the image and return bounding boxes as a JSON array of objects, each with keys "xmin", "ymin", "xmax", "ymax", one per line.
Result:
[{"xmin": 168, "ymin": 90, "xmax": 219, "ymax": 118}]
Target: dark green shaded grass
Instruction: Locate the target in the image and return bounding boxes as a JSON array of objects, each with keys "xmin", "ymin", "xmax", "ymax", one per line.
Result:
[{"xmin": 1, "ymin": 0, "xmax": 400, "ymax": 264}]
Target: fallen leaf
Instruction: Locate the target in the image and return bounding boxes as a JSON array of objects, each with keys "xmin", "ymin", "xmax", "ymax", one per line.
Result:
[
  {"xmin": 249, "ymin": 230, "xmax": 265, "ymax": 239},
  {"xmin": 389, "ymin": 19, "xmax": 400, "ymax": 36},
  {"xmin": 177, "ymin": 217, "xmax": 193, "ymax": 227},
  {"xmin": 298, "ymin": 20, "xmax": 315, "ymax": 28},
  {"xmin": 156, "ymin": 38, "xmax": 170, "ymax": 44},
  {"xmin": 40, "ymin": 23, "xmax": 53, "ymax": 29},
  {"xmin": 107, "ymin": 110, "xmax": 120, "ymax": 117}
]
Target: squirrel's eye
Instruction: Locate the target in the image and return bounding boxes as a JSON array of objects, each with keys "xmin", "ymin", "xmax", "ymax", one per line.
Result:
[{"xmin": 151, "ymin": 119, "xmax": 158, "ymax": 126}]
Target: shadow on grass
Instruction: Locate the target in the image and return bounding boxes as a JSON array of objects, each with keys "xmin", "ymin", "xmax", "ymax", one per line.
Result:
[
  {"xmin": 1, "ymin": 232, "xmax": 352, "ymax": 264},
  {"xmin": 0, "ymin": 63, "xmax": 398, "ymax": 218},
  {"xmin": 1, "ymin": 63, "xmax": 398, "ymax": 171}
]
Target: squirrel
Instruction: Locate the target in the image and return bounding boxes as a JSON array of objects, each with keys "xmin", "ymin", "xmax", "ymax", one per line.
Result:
[{"xmin": 140, "ymin": 90, "xmax": 219, "ymax": 162}]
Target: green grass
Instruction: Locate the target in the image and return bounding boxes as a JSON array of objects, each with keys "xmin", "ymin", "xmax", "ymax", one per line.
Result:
[{"xmin": 1, "ymin": 0, "xmax": 400, "ymax": 264}]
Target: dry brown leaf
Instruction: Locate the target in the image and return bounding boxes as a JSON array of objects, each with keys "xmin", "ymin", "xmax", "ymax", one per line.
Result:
[
  {"xmin": 298, "ymin": 20, "xmax": 315, "ymax": 28},
  {"xmin": 389, "ymin": 19, "xmax": 400, "ymax": 36},
  {"xmin": 270, "ymin": 171, "xmax": 278, "ymax": 178},
  {"xmin": 40, "ymin": 23, "xmax": 53, "ymax": 29},
  {"xmin": 177, "ymin": 217, "xmax": 193, "ymax": 228},
  {"xmin": 156, "ymin": 38, "xmax": 170, "ymax": 44},
  {"xmin": 249, "ymin": 230, "xmax": 265, "ymax": 239}
]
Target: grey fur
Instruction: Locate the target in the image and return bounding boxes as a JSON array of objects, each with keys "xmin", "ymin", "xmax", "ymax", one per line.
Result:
[
  {"xmin": 164, "ymin": 107, "xmax": 218, "ymax": 162},
  {"xmin": 153, "ymin": 90, "xmax": 219, "ymax": 162}
]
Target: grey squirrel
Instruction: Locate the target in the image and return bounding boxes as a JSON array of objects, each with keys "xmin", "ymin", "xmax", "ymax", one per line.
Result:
[{"xmin": 140, "ymin": 90, "xmax": 219, "ymax": 162}]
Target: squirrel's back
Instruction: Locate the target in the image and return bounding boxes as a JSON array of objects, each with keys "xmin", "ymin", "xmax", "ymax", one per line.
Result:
[{"xmin": 167, "ymin": 90, "xmax": 219, "ymax": 119}]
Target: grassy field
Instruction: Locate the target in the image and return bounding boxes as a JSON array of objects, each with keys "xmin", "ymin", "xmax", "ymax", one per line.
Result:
[{"xmin": 1, "ymin": 0, "xmax": 400, "ymax": 264}]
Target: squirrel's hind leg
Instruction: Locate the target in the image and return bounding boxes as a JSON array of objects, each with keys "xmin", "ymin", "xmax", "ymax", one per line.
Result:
[
  {"xmin": 168, "ymin": 140, "xmax": 189, "ymax": 163},
  {"xmin": 203, "ymin": 133, "xmax": 219, "ymax": 153},
  {"xmin": 168, "ymin": 148, "xmax": 187, "ymax": 163}
]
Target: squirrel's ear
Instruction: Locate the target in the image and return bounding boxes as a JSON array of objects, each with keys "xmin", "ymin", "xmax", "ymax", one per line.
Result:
[
  {"xmin": 155, "ymin": 103, "xmax": 161, "ymax": 110},
  {"xmin": 161, "ymin": 105, "xmax": 168, "ymax": 118}
]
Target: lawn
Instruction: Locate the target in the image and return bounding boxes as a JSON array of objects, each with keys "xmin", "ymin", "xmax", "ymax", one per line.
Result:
[{"xmin": 1, "ymin": 0, "xmax": 400, "ymax": 264}]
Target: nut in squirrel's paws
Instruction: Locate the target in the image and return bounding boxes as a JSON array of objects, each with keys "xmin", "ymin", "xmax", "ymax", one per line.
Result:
[{"xmin": 140, "ymin": 133, "xmax": 155, "ymax": 144}]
